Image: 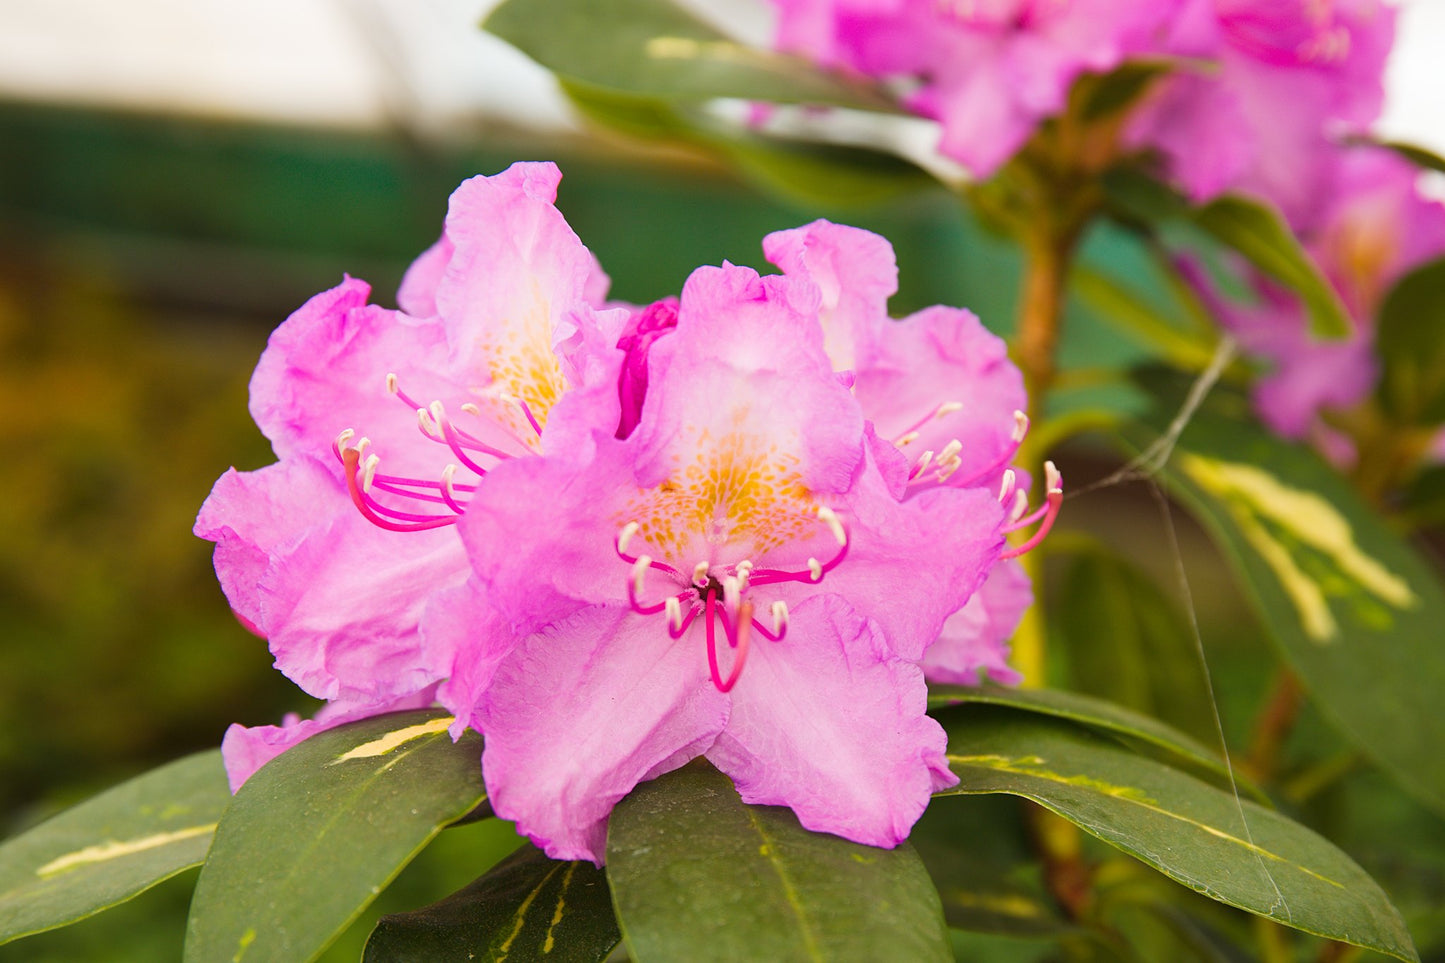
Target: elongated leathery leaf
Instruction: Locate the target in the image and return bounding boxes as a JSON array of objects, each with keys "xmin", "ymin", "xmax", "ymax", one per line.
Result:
[
  {"xmin": 1127, "ymin": 373, "xmax": 1445, "ymax": 819},
  {"xmin": 0, "ymin": 750, "xmax": 229, "ymax": 945},
  {"xmin": 1376, "ymin": 256, "xmax": 1445, "ymax": 424},
  {"xmin": 1101, "ymin": 171, "xmax": 1351, "ymax": 338},
  {"xmin": 938, "ymin": 709, "xmax": 1417, "ymax": 962},
  {"xmin": 485, "ymin": 0, "xmax": 901, "ymax": 112},
  {"xmin": 363, "ymin": 843, "xmax": 617, "ymax": 963},
  {"xmin": 607, "ymin": 760, "xmax": 951, "ymax": 962},
  {"xmin": 184, "ymin": 710, "xmax": 486, "ymax": 963},
  {"xmin": 928, "ymin": 683, "xmax": 1263, "ymax": 802}
]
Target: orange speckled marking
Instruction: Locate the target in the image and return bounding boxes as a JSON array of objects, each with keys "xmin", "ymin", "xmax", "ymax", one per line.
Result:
[
  {"xmin": 472, "ymin": 280, "xmax": 566, "ymax": 448},
  {"xmin": 626, "ymin": 408, "xmax": 817, "ymax": 563}
]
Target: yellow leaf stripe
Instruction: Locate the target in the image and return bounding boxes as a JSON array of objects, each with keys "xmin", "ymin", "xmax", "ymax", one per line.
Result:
[
  {"xmin": 947, "ymin": 753, "xmax": 1344, "ymax": 889},
  {"xmin": 35, "ymin": 823, "xmax": 216, "ymax": 877},
  {"xmin": 330, "ymin": 717, "xmax": 454, "ymax": 764}
]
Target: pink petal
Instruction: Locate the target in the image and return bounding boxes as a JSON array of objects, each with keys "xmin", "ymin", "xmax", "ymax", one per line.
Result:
[
  {"xmin": 194, "ymin": 457, "xmax": 343, "ymax": 636},
  {"xmin": 259, "ymin": 508, "xmax": 468, "ymax": 702},
  {"xmin": 922, "ymin": 559, "xmax": 1031, "ymax": 686},
  {"xmin": 476, "ymin": 606, "xmax": 730, "ymax": 862},
  {"xmin": 707, "ymin": 594, "xmax": 956, "ymax": 849}
]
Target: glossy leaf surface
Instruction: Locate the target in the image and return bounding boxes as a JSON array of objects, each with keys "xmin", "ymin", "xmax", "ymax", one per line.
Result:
[
  {"xmin": 607, "ymin": 760, "xmax": 951, "ymax": 962},
  {"xmin": 0, "ymin": 751, "xmax": 228, "ymax": 945},
  {"xmin": 938, "ymin": 709, "xmax": 1417, "ymax": 962},
  {"xmin": 184, "ymin": 710, "xmax": 486, "ymax": 963}
]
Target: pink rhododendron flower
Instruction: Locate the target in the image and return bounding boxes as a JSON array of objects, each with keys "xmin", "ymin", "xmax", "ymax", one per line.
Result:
[
  {"xmin": 1189, "ymin": 147, "xmax": 1445, "ymax": 452},
  {"xmin": 433, "ymin": 227, "xmax": 1057, "ymax": 863},
  {"xmin": 1124, "ymin": 0, "xmax": 1394, "ymax": 228},
  {"xmin": 770, "ymin": 0, "xmax": 1178, "ymax": 177},
  {"xmin": 196, "ymin": 162, "xmax": 631, "ymax": 789},
  {"xmin": 200, "ymin": 163, "xmax": 1055, "ymax": 853}
]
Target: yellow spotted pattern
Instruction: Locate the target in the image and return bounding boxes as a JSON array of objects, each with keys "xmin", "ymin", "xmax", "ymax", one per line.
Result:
[
  {"xmin": 626, "ymin": 410, "xmax": 818, "ymax": 564},
  {"xmin": 474, "ymin": 281, "xmax": 566, "ymax": 449}
]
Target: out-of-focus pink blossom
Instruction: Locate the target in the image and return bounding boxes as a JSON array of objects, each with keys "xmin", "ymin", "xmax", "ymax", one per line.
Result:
[
  {"xmin": 771, "ymin": 0, "xmax": 1179, "ymax": 177},
  {"xmin": 1125, "ymin": 0, "xmax": 1395, "ymax": 229}
]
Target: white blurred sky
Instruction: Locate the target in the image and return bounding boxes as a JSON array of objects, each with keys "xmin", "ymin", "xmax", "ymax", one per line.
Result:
[{"xmin": 0, "ymin": 0, "xmax": 1439, "ymax": 150}]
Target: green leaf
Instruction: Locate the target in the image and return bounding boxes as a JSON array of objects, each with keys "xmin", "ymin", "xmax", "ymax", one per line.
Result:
[
  {"xmin": 1373, "ymin": 140, "xmax": 1445, "ymax": 176},
  {"xmin": 938, "ymin": 709, "xmax": 1418, "ymax": 962},
  {"xmin": 363, "ymin": 843, "xmax": 618, "ymax": 963},
  {"xmin": 484, "ymin": 0, "xmax": 900, "ymax": 112},
  {"xmin": 927, "ymin": 684, "xmax": 1246, "ymax": 798},
  {"xmin": 606, "ymin": 760, "xmax": 951, "ymax": 962},
  {"xmin": 1054, "ymin": 549, "xmax": 1222, "ymax": 747},
  {"xmin": 184, "ymin": 710, "xmax": 486, "ymax": 963},
  {"xmin": 0, "ymin": 751, "xmax": 229, "ymax": 945},
  {"xmin": 1192, "ymin": 195, "xmax": 1351, "ymax": 339},
  {"xmin": 1074, "ymin": 61, "xmax": 1171, "ymax": 123},
  {"xmin": 1376, "ymin": 256, "xmax": 1445, "ymax": 424},
  {"xmin": 1126, "ymin": 374, "xmax": 1445, "ymax": 819},
  {"xmin": 562, "ymin": 80, "xmax": 936, "ymax": 208},
  {"xmin": 1100, "ymin": 172, "xmax": 1352, "ymax": 339}
]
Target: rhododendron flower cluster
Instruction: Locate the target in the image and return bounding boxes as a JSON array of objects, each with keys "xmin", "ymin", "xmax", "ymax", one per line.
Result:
[
  {"xmin": 769, "ymin": 0, "xmax": 1181, "ymax": 178},
  {"xmin": 197, "ymin": 162, "xmax": 1058, "ymax": 861},
  {"xmin": 1124, "ymin": 0, "xmax": 1395, "ymax": 227},
  {"xmin": 767, "ymin": 0, "xmax": 1392, "ymax": 219}
]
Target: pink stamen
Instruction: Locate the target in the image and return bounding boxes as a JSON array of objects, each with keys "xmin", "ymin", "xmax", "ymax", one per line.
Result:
[
  {"xmin": 1000, "ymin": 462, "xmax": 1063, "ymax": 560},
  {"xmin": 749, "ymin": 510, "xmax": 850, "ymax": 587},
  {"xmin": 341, "ymin": 448, "xmax": 458, "ymax": 532},
  {"xmin": 893, "ymin": 400, "xmax": 965, "ymax": 446},
  {"xmin": 613, "ymin": 523, "xmax": 685, "ymax": 580},
  {"xmin": 705, "ymin": 591, "xmax": 749, "ymax": 693}
]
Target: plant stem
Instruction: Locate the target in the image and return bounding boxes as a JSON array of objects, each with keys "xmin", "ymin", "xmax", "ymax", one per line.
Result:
[{"xmin": 1244, "ymin": 668, "xmax": 1305, "ymax": 783}]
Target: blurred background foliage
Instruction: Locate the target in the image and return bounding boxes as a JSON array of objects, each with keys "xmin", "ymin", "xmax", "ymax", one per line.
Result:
[{"xmin": 0, "ymin": 86, "xmax": 1441, "ymax": 958}]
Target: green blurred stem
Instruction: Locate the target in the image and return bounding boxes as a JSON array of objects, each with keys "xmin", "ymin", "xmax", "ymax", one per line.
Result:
[{"xmin": 1243, "ymin": 668, "xmax": 1305, "ymax": 784}]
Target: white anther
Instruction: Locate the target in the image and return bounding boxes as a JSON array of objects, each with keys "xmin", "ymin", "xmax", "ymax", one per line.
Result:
[
  {"xmin": 913, "ymin": 450, "xmax": 935, "ymax": 477},
  {"xmin": 736, "ymin": 560, "xmax": 754, "ymax": 577},
  {"xmin": 441, "ymin": 464, "xmax": 459, "ymax": 498},
  {"xmin": 417, "ymin": 407, "xmax": 440, "ymax": 438},
  {"xmin": 665, "ymin": 596, "xmax": 683, "ymax": 631},
  {"xmin": 935, "ymin": 401, "xmax": 964, "ymax": 419},
  {"xmin": 618, "ymin": 521, "xmax": 640, "ymax": 555},
  {"xmin": 723, "ymin": 576, "xmax": 742, "ymax": 607},
  {"xmin": 1011, "ymin": 410, "xmax": 1030, "ymax": 443},
  {"xmin": 1009, "ymin": 489, "xmax": 1029, "ymax": 524},
  {"xmin": 936, "ymin": 456, "xmax": 963, "ymax": 482},
  {"xmin": 429, "ymin": 400, "xmax": 447, "ymax": 424},
  {"xmin": 632, "ymin": 556, "xmax": 653, "ymax": 597},
  {"xmin": 354, "ymin": 436, "xmax": 372, "ymax": 458},
  {"xmin": 693, "ymin": 561, "xmax": 710, "ymax": 584},
  {"xmin": 771, "ymin": 600, "xmax": 789, "ymax": 634},
  {"xmin": 1045, "ymin": 460, "xmax": 1063, "ymax": 495},
  {"xmin": 807, "ymin": 557, "xmax": 823, "ymax": 581},
  {"xmin": 385, "ymin": 373, "xmax": 399, "ymax": 394},
  {"xmin": 817, "ymin": 506, "xmax": 847, "ymax": 546},
  {"xmin": 335, "ymin": 428, "xmax": 356, "ymax": 451},
  {"xmin": 998, "ymin": 468, "xmax": 1017, "ymax": 502},
  {"xmin": 937, "ymin": 438, "xmax": 963, "ymax": 463},
  {"xmin": 460, "ymin": 402, "xmax": 482, "ymax": 418},
  {"xmin": 897, "ymin": 431, "xmax": 920, "ymax": 446},
  {"xmin": 361, "ymin": 454, "xmax": 380, "ymax": 492}
]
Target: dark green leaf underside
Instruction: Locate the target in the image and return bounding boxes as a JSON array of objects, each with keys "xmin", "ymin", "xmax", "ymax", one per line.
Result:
[
  {"xmin": 607, "ymin": 760, "xmax": 951, "ymax": 962},
  {"xmin": 364, "ymin": 843, "xmax": 617, "ymax": 963},
  {"xmin": 938, "ymin": 709, "xmax": 1417, "ymax": 962},
  {"xmin": 183, "ymin": 710, "xmax": 487, "ymax": 963},
  {"xmin": 0, "ymin": 750, "xmax": 230, "ymax": 945}
]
